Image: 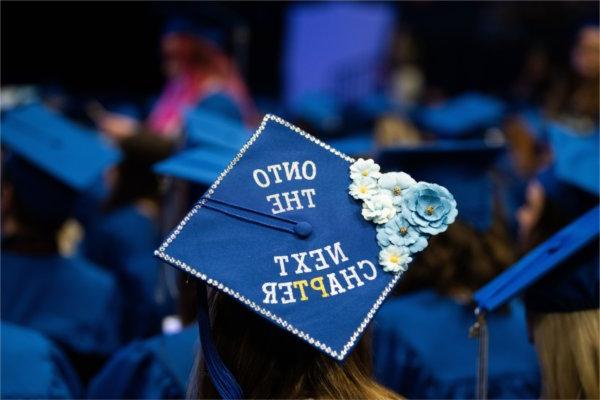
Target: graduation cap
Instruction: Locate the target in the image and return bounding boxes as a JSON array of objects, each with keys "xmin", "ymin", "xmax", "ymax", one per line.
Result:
[
  {"xmin": 1, "ymin": 104, "xmax": 121, "ymax": 226},
  {"xmin": 1, "ymin": 104, "xmax": 121, "ymax": 191},
  {"xmin": 328, "ymin": 133, "xmax": 375, "ymax": 157},
  {"xmin": 474, "ymin": 205, "xmax": 599, "ymax": 313},
  {"xmin": 415, "ymin": 93, "xmax": 506, "ymax": 138},
  {"xmin": 547, "ymin": 122, "xmax": 599, "ymax": 196},
  {"xmin": 471, "ymin": 205, "xmax": 599, "ymax": 398},
  {"xmin": 377, "ymin": 139, "xmax": 504, "ymax": 231},
  {"xmin": 155, "ymin": 114, "xmax": 457, "ymax": 398},
  {"xmin": 183, "ymin": 109, "xmax": 249, "ymax": 151},
  {"xmin": 154, "ymin": 146, "xmax": 235, "ymax": 186}
]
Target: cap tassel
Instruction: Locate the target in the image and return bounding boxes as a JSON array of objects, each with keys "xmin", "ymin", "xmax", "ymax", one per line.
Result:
[
  {"xmin": 197, "ymin": 284, "xmax": 244, "ymax": 399},
  {"xmin": 469, "ymin": 309, "xmax": 488, "ymax": 400}
]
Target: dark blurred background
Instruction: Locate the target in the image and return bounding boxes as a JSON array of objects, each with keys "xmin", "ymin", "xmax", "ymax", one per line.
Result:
[{"xmin": 2, "ymin": 1, "xmax": 597, "ymax": 100}]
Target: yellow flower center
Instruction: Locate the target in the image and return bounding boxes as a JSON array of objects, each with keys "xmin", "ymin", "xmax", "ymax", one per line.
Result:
[
  {"xmin": 425, "ymin": 205, "xmax": 435, "ymax": 215},
  {"xmin": 389, "ymin": 255, "xmax": 400, "ymax": 264},
  {"xmin": 359, "ymin": 186, "xmax": 368, "ymax": 194},
  {"xmin": 393, "ymin": 186, "xmax": 402, "ymax": 196},
  {"xmin": 399, "ymin": 227, "xmax": 408, "ymax": 236},
  {"xmin": 361, "ymin": 170, "xmax": 369, "ymax": 177}
]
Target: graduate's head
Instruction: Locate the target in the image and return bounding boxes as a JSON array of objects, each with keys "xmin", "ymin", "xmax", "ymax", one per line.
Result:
[
  {"xmin": 104, "ymin": 132, "xmax": 174, "ymax": 212},
  {"xmin": 193, "ymin": 287, "xmax": 401, "ymax": 400},
  {"xmin": 525, "ymin": 237, "xmax": 599, "ymax": 399},
  {"xmin": 2, "ymin": 155, "xmax": 77, "ymax": 237},
  {"xmin": 572, "ymin": 24, "xmax": 600, "ymax": 80},
  {"xmin": 1, "ymin": 104, "xmax": 121, "ymax": 241},
  {"xmin": 161, "ymin": 17, "xmax": 225, "ymax": 78},
  {"xmin": 378, "ymin": 140, "xmax": 514, "ymax": 297},
  {"xmin": 476, "ymin": 199, "xmax": 599, "ymax": 399},
  {"xmin": 157, "ymin": 115, "xmax": 459, "ymax": 400}
]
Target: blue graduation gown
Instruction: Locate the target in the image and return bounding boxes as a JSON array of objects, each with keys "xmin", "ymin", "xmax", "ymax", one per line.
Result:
[
  {"xmin": 83, "ymin": 204, "xmax": 165, "ymax": 340},
  {"xmin": 1, "ymin": 252, "xmax": 122, "ymax": 357},
  {"xmin": 1, "ymin": 322, "xmax": 82, "ymax": 398},
  {"xmin": 373, "ymin": 290, "xmax": 540, "ymax": 399},
  {"xmin": 88, "ymin": 326, "xmax": 198, "ymax": 399}
]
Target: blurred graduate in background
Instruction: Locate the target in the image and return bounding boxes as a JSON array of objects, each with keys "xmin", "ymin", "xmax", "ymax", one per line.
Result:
[
  {"xmin": 82, "ymin": 132, "xmax": 174, "ymax": 342},
  {"xmin": 146, "ymin": 16, "xmax": 258, "ymax": 137},
  {"xmin": 1, "ymin": 322, "xmax": 83, "ymax": 398},
  {"xmin": 0, "ymin": 105, "xmax": 123, "ymax": 382},
  {"xmin": 373, "ymin": 139, "xmax": 541, "ymax": 399}
]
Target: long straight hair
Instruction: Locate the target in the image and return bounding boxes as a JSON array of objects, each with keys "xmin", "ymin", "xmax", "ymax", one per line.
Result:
[
  {"xmin": 189, "ymin": 289, "xmax": 402, "ymax": 399},
  {"xmin": 531, "ymin": 309, "xmax": 599, "ymax": 399}
]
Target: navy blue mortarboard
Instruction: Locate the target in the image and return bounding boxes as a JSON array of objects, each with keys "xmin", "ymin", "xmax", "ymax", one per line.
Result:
[
  {"xmin": 156, "ymin": 114, "xmax": 457, "ymax": 398},
  {"xmin": 416, "ymin": 93, "xmax": 506, "ymax": 138},
  {"xmin": 154, "ymin": 146, "xmax": 235, "ymax": 186},
  {"xmin": 547, "ymin": 122, "xmax": 599, "ymax": 196},
  {"xmin": 378, "ymin": 139, "xmax": 504, "ymax": 231},
  {"xmin": 329, "ymin": 133, "xmax": 375, "ymax": 157},
  {"xmin": 1, "ymin": 104, "xmax": 121, "ymax": 225},
  {"xmin": 474, "ymin": 205, "xmax": 599, "ymax": 314},
  {"xmin": 1, "ymin": 104, "xmax": 121, "ymax": 190},
  {"xmin": 290, "ymin": 93, "xmax": 343, "ymax": 135},
  {"xmin": 184, "ymin": 109, "xmax": 249, "ymax": 151},
  {"xmin": 471, "ymin": 205, "xmax": 599, "ymax": 398}
]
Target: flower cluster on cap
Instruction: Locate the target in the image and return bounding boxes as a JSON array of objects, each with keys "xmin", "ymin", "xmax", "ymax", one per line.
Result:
[{"xmin": 349, "ymin": 158, "xmax": 458, "ymax": 274}]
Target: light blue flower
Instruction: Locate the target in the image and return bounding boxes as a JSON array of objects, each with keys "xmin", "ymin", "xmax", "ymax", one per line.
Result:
[
  {"xmin": 377, "ymin": 172, "xmax": 416, "ymax": 206},
  {"xmin": 401, "ymin": 182, "xmax": 458, "ymax": 235},
  {"xmin": 376, "ymin": 214, "xmax": 429, "ymax": 253}
]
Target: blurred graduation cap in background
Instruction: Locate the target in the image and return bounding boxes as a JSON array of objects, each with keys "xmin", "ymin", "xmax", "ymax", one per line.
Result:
[
  {"xmin": 290, "ymin": 93, "xmax": 343, "ymax": 136},
  {"xmin": 377, "ymin": 139, "xmax": 505, "ymax": 231},
  {"xmin": 328, "ymin": 133, "xmax": 376, "ymax": 158},
  {"xmin": 2, "ymin": 104, "xmax": 120, "ymax": 190},
  {"xmin": 154, "ymin": 146, "xmax": 234, "ymax": 187},
  {"xmin": 183, "ymin": 108, "xmax": 249, "ymax": 151},
  {"xmin": 415, "ymin": 93, "xmax": 507, "ymax": 138},
  {"xmin": 474, "ymin": 205, "xmax": 599, "ymax": 314},
  {"xmin": 1, "ymin": 104, "xmax": 121, "ymax": 225},
  {"xmin": 472, "ymin": 203, "xmax": 599, "ymax": 398}
]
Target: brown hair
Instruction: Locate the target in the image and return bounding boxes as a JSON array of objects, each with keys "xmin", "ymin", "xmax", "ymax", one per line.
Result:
[
  {"xmin": 395, "ymin": 212, "xmax": 515, "ymax": 298},
  {"xmin": 530, "ymin": 310, "xmax": 599, "ymax": 399},
  {"xmin": 190, "ymin": 289, "xmax": 402, "ymax": 399}
]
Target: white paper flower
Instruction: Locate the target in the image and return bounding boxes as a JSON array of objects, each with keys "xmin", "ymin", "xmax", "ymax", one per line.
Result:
[
  {"xmin": 361, "ymin": 192, "xmax": 396, "ymax": 224},
  {"xmin": 379, "ymin": 245, "xmax": 413, "ymax": 273},
  {"xmin": 350, "ymin": 158, "xmax": 381, "ymax": 181},
  {"xmin": 349, "ymin": 177, "xmax": 378, "ymax": 200},
  {"xmin": 378, "ymin": 171, "xmax": 417, "ymax": 206}
]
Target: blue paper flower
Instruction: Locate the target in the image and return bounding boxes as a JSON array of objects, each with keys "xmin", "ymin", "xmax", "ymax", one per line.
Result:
[
  {"xmin": 376, "ymin": 214, "xmax": 429, "ymax": 253},
  {"xmin": 401, "ymin": 182, "xmax": 458, "ymax": 235},
  {"xmin": 378, "ymin": 172, "xmax": 416, "ymax": 206}
]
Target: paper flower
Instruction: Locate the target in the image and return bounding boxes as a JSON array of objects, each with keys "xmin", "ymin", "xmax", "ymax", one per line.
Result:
[
  {"xmin": 379, "ymin": 245, "xmax": 413, "ymax": 273},
  {"xmin": 378, "ymin": 171, "xmax": 417, "ymax": 205},
  {"xmin": 376, "ymin": 214, "xmax": 429, "ymax": 253},
  {"xmin": 362, "ymin": 192, "xmax": 396, "ymax": 224},
  {"xmin": 350, "ymin": 158, "xmax": 381, "ymax": 181},
  {"xmin": 401, "ymin": 182, "xmax": 458, "ymax": 235},
  {"xmin": 349, "ymin": 176, "xmax": 378, "ymax": 201}
]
